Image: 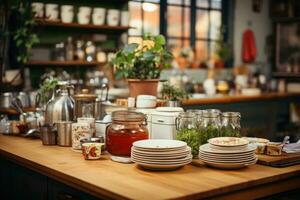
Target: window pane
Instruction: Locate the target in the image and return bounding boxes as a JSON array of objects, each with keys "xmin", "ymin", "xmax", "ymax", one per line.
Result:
[
  {"xmin": 167, "ymin": 6, "xmax": 182, "ymax": 37},
  {"xmin": 168, "ymin": 0, "xmax": 182, "ymax": 5},
  {"xmin": 209, "ymin": 11, "xmax": 221, "ymax": 40},
  {"xmin": 184, "ymin": 7, "xmax": 190, "ymax": 38},
  {"xmin": 183, "ymin": 39, "xmax": 190, "ymax": 48},
  {"xmin": 129, "ymin": 2, "xmax": 142, "ymax": 35},
  {"xmin": 168, "ymin": 39, "xmax": 182, "ymax": 57},
  {"xmin": 196, "ymin": 40, "xmax": 208, "ymax": 61},
  {"xmin": 210, "ymin": 41, "xmax": 217, "ymax": 58},
  {"xmin": 143, "ymin": 3, "xmax": 160, "ymax": 35},
  {"xmin": 211, "ymin": 0, "xmax": 222, "ymax": 9},
  {"xmin": 196, "ymin": 10, "xmax": 208, "ymax": 39},
  {"xmin": 185, "ymin": 0, "xmax": 191, "ymax": 5},
  {"xmin": 197, "ymin": 0, "xmax": 209, "ymax": 8}
]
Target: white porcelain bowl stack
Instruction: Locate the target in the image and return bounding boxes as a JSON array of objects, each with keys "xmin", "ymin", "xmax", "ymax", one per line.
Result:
[
  {"xmin": 131, "ymin": 139, "xmax": 192, "ymax": 170},
  {"xmin": 199, "ymin": 137, "xmax": 258, "ymax": 169}
]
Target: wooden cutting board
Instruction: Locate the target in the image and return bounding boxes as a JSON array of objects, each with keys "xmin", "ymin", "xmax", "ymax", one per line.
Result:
[{"xmin": 257, "ymin": 152, "xmax": 300, "ymax": 167}]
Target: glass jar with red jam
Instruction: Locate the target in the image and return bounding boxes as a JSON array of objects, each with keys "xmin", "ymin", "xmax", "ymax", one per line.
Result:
[{"xmin": 106, "ymin": 111, "xmax": 148, "ymax": 163}]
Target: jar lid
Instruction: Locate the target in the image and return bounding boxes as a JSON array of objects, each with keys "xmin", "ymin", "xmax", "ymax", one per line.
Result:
[
  {"xmin": 202, "ymin": 109, "xmax": 221, "ymax": 118},
  {"xmin": 222, "ymin": 112, "xmax": 241, "ymax": 118},
  {"xmin": 178, "ymin": 112, "xmax": 196, "ymax": 118},
  {"xmin": 74, "ymin": 89, "xmax": 97, "ymax": 100},
  {"xmin": 112, "ymin": 111, "xmax": 145, "ymax": 122}
]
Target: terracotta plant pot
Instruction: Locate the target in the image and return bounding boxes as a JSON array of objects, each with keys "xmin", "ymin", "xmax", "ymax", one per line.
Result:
[{"xmin": 127, "ymin": 79, "xmax": 159, "ymax": 98}]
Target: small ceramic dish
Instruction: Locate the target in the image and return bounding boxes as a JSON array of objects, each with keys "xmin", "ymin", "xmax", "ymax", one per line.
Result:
[
  {"xmin": 82, "ymin": 142, "xmax": 104, "ymax": 160},
  {"xmin": 208, "ymin": 137, "xmax": 249, "ymax": 147}
]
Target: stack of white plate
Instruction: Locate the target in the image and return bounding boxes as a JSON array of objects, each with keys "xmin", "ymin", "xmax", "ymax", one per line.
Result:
[
  {"xmin": 199, "ymin": 137, "xmax": 257, "ymax": 169},
  {"xmin": 131, "ymin": 139, "xmax": 192, "ymax": 170}
]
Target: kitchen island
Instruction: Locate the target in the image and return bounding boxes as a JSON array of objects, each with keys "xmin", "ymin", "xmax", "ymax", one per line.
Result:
[{"xmin": 0, "ymin": 135, "xmax": 300, "ymax": 200}]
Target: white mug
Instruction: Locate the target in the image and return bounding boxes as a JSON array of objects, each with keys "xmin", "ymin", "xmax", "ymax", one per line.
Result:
[
  {"xmin": 45, "ymin": 4, "xmax": 59, "ymax": 20},
  {"xmin": 31, "ymin": 2, "xmax": 44, "ymax": 18},
  {"xmin": 121, "ymin": 11, "xmax": 129, "ymax": 26},
  {"xmin": 61, "ymin": 5, "xmax": 74, "ymax": 23},
  {"xmin": 92, "ymin": 8, "xmax": 106, "ymax": 25},
  {"xmin": 107, "ymin": 9, "xmax": 120, "ymax": 26}
]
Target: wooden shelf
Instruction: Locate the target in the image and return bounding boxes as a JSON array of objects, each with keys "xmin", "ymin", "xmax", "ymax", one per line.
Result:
[
  {"xmin": 25, "ymin": 60, "xmax": 105, "ymax": 67},
  {"xmin": 35, "ymin": 19, "xmax": 132, "ymax": 32},
  {"xmin": 0, "ymin": 108, "xmax": 36, "ymax": 115},
  {"xmin": 272, "ymin": 72, "xmax": 300, "ymax": 78}
]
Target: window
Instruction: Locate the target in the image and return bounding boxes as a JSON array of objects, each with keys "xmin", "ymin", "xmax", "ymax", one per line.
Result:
[{"xmin": 128, "ymin": 0, "xmax": 223, "ymax": 63}]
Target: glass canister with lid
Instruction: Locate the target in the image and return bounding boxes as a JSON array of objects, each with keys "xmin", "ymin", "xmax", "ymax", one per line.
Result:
[
  {"xmin": 199, "ymin": 109, "xmax": 221, "ymax": 145},
  {"xmin": 175, "ymin": 112, "xmax": 200, "ymax": 158},
  {"xmin": 106, "ymin": 111, "xmax": 149, "ymax": 163},
  {"xmin": 221, "ymin": 112, "xmax": 241, "ymax": 137}
]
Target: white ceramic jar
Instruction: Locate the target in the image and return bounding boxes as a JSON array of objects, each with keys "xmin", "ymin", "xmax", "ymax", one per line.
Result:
[
  {"xmin": 107, "ymin": 9, "xmax": 120, "ymax": 26},
  {"xmin": 77, "ymin": 6, "xmax": 92, "ymax": 24},
  {"xmin": 61, "ymin": 5, "xmax": 74, "ymax": 23},
  {"xmin": 45, "ymin": 4, "xmax": 59, "ymax": 20},
  {"xmin": 121, "ymin": 11, "xmax": 129, "ymax": 26},
  {"xmin": 92, "ymin": 8, "xmax": 106, "ymax": 25},
  {"xmin": 136, "ymin": 95, "xmax": 157, "ymax": 108},
  {"xmin": 31, "ymin": 2, "xmax": 44, "ymax": 18},
  {"xmin": 72, "ymin": 122, "xmax": 92, "ymax": 150}
]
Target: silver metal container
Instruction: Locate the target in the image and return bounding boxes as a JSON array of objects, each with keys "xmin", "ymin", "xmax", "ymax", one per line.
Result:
[
  {"xmin": 0, "ymin": 92, "xmax": 13, "ymax": 108},
  {"xmin": 45, "ymin": 89, "xmax": 56, "ymax": 124},
  {"xmin": 57, "ymin": 122, "xmax": 72, "ymax": 146},
  {"xmin": 41, "ymin": 124, "xmax": 56, "ymax": 145},
  {"xmin": 17, "ymin": 92, "xmax": 30, "ymax": 108},
  {"xmin": 166, "ymin": 100, "xmax": 181, "ymax": 107}
]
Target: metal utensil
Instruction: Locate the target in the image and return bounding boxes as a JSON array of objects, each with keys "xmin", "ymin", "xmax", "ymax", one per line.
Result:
[{"xmin": 24, "ymin": 128, "xmax": 40, "ymax": 138}]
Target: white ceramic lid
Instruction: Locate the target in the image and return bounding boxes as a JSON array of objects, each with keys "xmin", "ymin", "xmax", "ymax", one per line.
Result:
[
  {"xmin": 137, "ymin": 95, "xmax": 157, "ymax": 100},
  {"xmin": 156, "ymin": 107, "xmax": 184, "ymax": 112}
]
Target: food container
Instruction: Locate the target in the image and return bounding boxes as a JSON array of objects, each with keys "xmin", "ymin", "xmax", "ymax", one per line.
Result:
[
  {"xmin": 92, "ymin": 8, "xmax": 106, "ymax": 25},
  {"xmin": 82, "ymin": 143, "xmax": 104, "ymax": 160},
  {"xmin": 106, "ymin": 111, "xmax": 148, "ymax": 163},
  {"xmin": 45, "ymin": 4, "xmax": 59, "ymax": 20},
  {"xmin": 41, "ymin": 124, "xmax": 56, "ymax": 145},
  {"xmin": 72, "ymin": 122, "xmax": 92, "ymax": 150},
  {"xmin": 221, "ymin": 112, "xmax": 241, "ymax": 137},
  {"xmin": 57, "ymin": 122, "xmax": 72, "ymax": 147},
  {"xmin": 61, "ymin": 5, "xmax": 74, "ymax": 23},
  {"xmin": 77, "ymin": 117, "xmax": 95, "ymax": 136},
  {"xmin": 80, "ymin": 136, "xmax": 105, "ymax": 151},
  {"xmin": 107, "ymin": 9, "xmax": 120, "ymax": 26},
  {"xmin": 0, "ymin": 92, "xmax": 13, "ymax": 109},
  {"xmin": 31, "ymin": 2, "xmax": 44, "ymax": 18},
  {"xmin": 198, "ymin": 109, "xmax": 221, "ymax": 144},
  {"xmin": 136, "ymin": 95, "xmax": 157, "ymax": 108}
]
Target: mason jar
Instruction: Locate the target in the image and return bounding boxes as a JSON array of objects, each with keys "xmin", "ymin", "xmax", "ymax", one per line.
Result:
[
  {"xmin": 199, "ymin": 109, "xmax": 221, "ymax": 145},
  {"xmin": 186, "ymin": 109, "xmax": 205, "ymax": 127},
  {"xmin": 221, "ymin": 112, "xmax": 241, "ymax": 137},
  {"xmin": 175, "ymin": 112, "xmax": 200, "ymax": 158},
  {"xmin": 106, "ymin": 111, "xmax": 148, "ymax": 163}
]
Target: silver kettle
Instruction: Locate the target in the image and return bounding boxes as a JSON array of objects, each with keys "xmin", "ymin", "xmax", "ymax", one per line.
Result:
[{"xmin": 52, "ymin": 81, "xmax": 74, "ymax": 123}]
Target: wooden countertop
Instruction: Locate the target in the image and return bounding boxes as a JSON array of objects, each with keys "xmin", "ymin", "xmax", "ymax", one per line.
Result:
[
  {"xmin": 0, "ymin": 135, "xmax": 300, "ymax": 200},
  {"xmin": 183, "ymin": 92, "xmax": 300, "ymax": 106}
]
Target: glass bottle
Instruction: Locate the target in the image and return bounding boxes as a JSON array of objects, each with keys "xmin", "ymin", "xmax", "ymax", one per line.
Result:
[
  {"xmin": 221, "ymin": 112, "xmax": 241, "ymax": 137},
  {"xmin": 54, "ymin": 42, "xmax": 65, "ymax": 61},
  {"xmin": 85, "ymin": 41, "xmax": 96, "ymax": 62},
  {"xmin": 175, "ymin": 112, "xmax": 199, "ymax": 158},
  {"xmin": 65, "ymin": 37, "xmax": 74, "ymax": 61},
  {"xmin": 199, "ymin": 109, "xmax": 221, "ymax": 145},
  {"xmin": 75, "ymin": 40, "xmax": 85, "ymax": 61},
  {"xmin": 106, "ymin": 111, "xmax": 148, "ymax": 163}
]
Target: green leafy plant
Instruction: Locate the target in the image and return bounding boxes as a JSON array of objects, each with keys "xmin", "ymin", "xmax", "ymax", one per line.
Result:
[
  {"xmin": 38, "ymin": 77, "xmax": 59, "ymax": 103},
  {"xmin": 10, "ymin": 0, "xmax": 39, "ymax": 65},
  {"xmin": 214, "ymin": 27, "xmax": 232, "ymax": 63},
  {"xmin": 161, "ymin": 83, "xmax": 188, "ymax": 101},
  {"xmin": 110, "ymin": 34, "xmax": 173, "ymax": 80}
]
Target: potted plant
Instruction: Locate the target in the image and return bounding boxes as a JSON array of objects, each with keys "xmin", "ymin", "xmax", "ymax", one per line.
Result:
[
  {"xmin": 111, "ymin": 34, "xmax": 173, "ymax": 97},
  {"xmin": 161, "ymin": 83, "xmax": 188, "ymax": 107},
  {"xmin": 214, "ymin": 27, "xmax": 232, "ymax": 68}
]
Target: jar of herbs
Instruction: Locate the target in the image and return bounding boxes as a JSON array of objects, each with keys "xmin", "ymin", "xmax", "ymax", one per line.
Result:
[
  {"xmin": 221, "ymin": 112, "xmax": 241, "ymax": 137},
  {"xmin": 199, "ymin": 109, "xmax": 221, "ymax": 145},
  {"xmin": 175, "ymin": 112, "xmax": 200, "ymax": 158}
]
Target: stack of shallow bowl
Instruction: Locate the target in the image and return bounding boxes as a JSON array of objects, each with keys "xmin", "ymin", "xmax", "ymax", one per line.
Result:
[
  {"xmin": 199, "ymin": 137, "xmax": 257, "ymax": 169},
  {"xmin": 131, "ymin": 139, "xmax": 192, "ymax": 170}
]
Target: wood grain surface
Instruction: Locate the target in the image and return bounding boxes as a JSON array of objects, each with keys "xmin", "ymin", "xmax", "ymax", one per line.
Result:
[
  {"xmin": 182, "ymin": 92, "xmax": 300, "ymax": 106},
  {"xmin": 258, "ymin": 153, "xmax": 300, "ymax": 167},
  {"xmin": 0, "ymin": 135, "xmax": 300, "ymax": 200}
]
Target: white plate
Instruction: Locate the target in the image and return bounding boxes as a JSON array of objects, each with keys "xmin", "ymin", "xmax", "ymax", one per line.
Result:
[
  {"xmin": 198, "ymin": 152, "xmax": 255, "ymax": 161},
  {"xmin": 203, "ymin": 158, "xmax": 258, "ymax": 169},
  {"xmin": 132, "ymin": 154, "xmax": 192, "ymax": 163},
  {"xmin": 136, "ymin": 162, "xmax": 189, "ymax": 171},
  {"xmin": 133, "ymin": 139, "xmax": 187, "ymax": 150},
  {"xmin": 132, "ymin": 146, "xmax": 191, "ymax": 155},
  {"xmin": 199, "ymin": 155, "xmax": 257, "ymax": 163},
  {"xmin": 134, "ymin": 146, "xmax": 187, "ymax": 152},
  {"xmin": 132, "ymin": 151, "xmax": 190, "ymax": 160},
  {"xmin": 200, "ymin": 143, "xmax": 256, "ymax": 154},
  {"xmin": 199, "ymin": 150, "xmax": 254, "ymax": 158},
  {"xmin": 132, "ymin": 156, "xmax": 192, "ymax": 165},
  {"xmin": 208, "ymin": 137, "xmax": 249, "ymax": 147},
  {"xmin": 209, "ymin": 144, "xmax": 248, "ymax": 151}
]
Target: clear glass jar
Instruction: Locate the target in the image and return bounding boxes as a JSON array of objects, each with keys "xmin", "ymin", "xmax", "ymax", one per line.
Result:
[
  {"xmin": 199, "ymin": 109, "xmax": 221, "ymax": 144},
  {"xmin": 106, "ymin": 111, "xmax": 148, "ymax": 163},
  {"xmin": 176, "ymin": 112, "xmax": 199, "ymax": 158},
  {"xmin": 221, "ymin": 112, "xmax": 241, "ymax": 137},
  {"xmin": 186, "ymin": 109, "xmax": 205, "ymax": 127}
]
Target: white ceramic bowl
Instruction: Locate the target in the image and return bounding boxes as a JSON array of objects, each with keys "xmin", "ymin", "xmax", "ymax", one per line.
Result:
[{"xmin": 136, "ymin": 95, "xmax": 157, "ymax": 108}]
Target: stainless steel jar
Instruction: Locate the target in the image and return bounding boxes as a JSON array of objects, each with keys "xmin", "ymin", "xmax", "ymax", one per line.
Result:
[
  {"xmin": 57, "ymin": 122, "xmax": 72, "ymax": 146},
  {"xmin": 0, "ymin": 92, "xmax": 13, "ymax": 108},
  {"xmin": 221, "ymin": 112, "xmax": 241, "ymax": 137}
]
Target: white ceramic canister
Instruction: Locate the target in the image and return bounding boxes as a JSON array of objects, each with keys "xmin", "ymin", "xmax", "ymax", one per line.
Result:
[
  {"xmin": 107, "ymin": 9, "xmax": 120, "ymax": 26},
  {"xmin": 92, "ymin": 8, "xmax": 106, "ymax": 25},
  {"xmin": 31, "ymin": 2, "xmax": 44, "ymax": 18},
  {"xmin": 45, "ymin": 4, "xmax": 59, "ymax": 20},
  {"xmin": 72, "ymin": 122, "xmax": 92, "ymax": 150},
  {"xmin": 77, "ymin": 117, "xmax": 95, "ymax": 136},
  {"xmin": 121, "ymin": 11, "xmax": 129, "ymax": 26},
  {"xmin": 61, "ymin": 5, "xmax": 74, "ymax": 23}
]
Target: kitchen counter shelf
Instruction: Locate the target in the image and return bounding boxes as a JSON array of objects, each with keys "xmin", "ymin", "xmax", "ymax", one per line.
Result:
[
  {"xmin": 0, "ymin": 135, "xmax": 300, "ymax": 200},
  {"xmin": 25, "ymin": 60, "xmax": 105, "ymax": 67},
  {"xmin": 35, "ymin": 19, "xmax": 132, "ymax": 32}
]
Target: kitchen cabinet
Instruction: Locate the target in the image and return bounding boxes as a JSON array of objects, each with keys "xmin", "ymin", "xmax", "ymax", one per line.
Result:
[{"xmin": 0, "ymin": 157, "xmax": 99, "ymax": 200}]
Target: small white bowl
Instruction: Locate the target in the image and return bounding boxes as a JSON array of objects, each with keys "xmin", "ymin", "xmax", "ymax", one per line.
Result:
[{"xmin": 136, "ymin": 95, "xmax": 157, "ymax": 108}]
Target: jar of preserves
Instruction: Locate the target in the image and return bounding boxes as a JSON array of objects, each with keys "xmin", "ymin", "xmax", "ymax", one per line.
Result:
[
  {"xmin": 199, "ymin": 109, "xmax": 221, "ymax": 145},
  {"xmin": 175, "ymin": 112, "xmax": 199, "ymax": 158},
  {"xmin": 106, "ymin": 111, "xmax": 148, "ymax": 163},
  {"xmin": 221, "ymin": 112, "xmax": 241, "ymax": 137}
]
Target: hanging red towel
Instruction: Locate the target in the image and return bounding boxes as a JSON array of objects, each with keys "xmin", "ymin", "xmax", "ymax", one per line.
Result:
[{"xmin": 242, "ymin": 29, "xmax": 257, "ymax": 63}]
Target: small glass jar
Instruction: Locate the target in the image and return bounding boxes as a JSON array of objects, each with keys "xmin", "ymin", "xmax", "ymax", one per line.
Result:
[
  {"xmin": 186, "ymin": 109, "xmax": 205, "ymax": 127},
  {"xmin": 106, "ymin": 111, "xmax": 148, "ymax": 163},
  {"xmin": 221, "ymin": 112, "xmax": 241, "ymax": 137},
  {"xmin": 176, "ymin": 112, "xmax": 199, "ymax": 158},
  {"xmin": 199, "ymin": 109, "xmax": 221, "ymax": 144}
]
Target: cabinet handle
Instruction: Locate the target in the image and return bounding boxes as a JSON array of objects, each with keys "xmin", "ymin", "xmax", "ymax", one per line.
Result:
[
  {"xmin": 57, "ymin": 193, "xmax": 80, "ymax": 200},
  {"xmin": 157, "ymin": 119, "xmax": 164, "ymax": 123}
]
